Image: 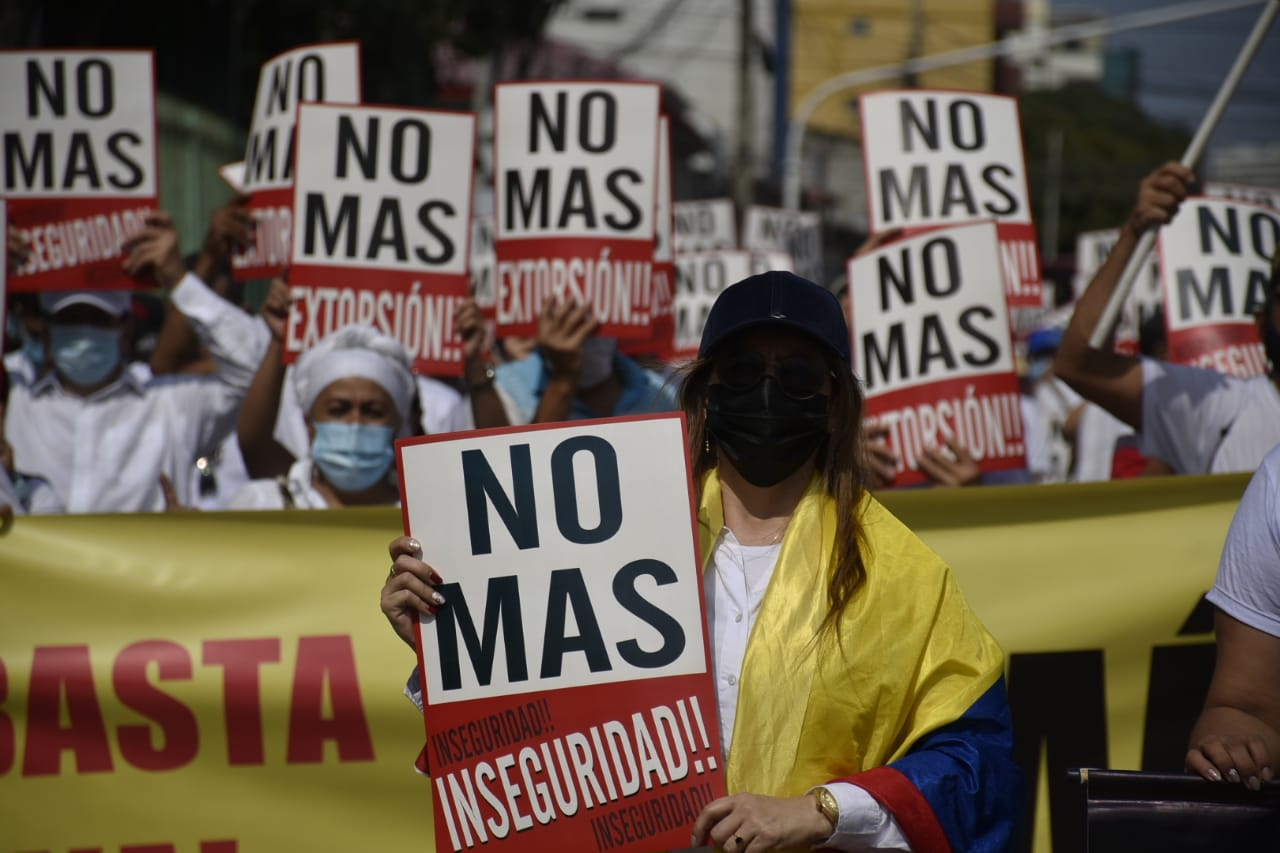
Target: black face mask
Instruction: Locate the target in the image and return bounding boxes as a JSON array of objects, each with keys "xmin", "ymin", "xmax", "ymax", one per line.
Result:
[
  {"xmin": 1264, "ymin": 323, "xmax": 1280, "ymax": 377},
  {"xmin": 706, "ymin": 376, "xmax": 830, "ymax": 487}
]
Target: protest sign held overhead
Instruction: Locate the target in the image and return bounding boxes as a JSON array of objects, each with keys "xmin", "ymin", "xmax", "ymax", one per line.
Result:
[
  {"xmin": 861, "ymin": 90, "xmax": 1041, "ymax": 308},
  {"xmin": 674, "ymin": 249, "xmax": 754, "ymax": 360},
  {"xmin": 494, "ymin": 81, "xmax": 660, "ymax": 338},
  {"xmin": 849, "ymin": 222, "xmax": 1024, "ymax": 486},
  {"xmin": 1, "ymin": 49, "xmax": 158, "ymax": 292},
  {"xmin": 743, "ymin": 205, "xmax": 821, "ymax": 283},
  {"xmin": 1073, "ymin": 228, "xmax": 1162, "ymax": 355},
  {"xmin": 472, "ymin": 213, "xmax": 497, "ymax": 315},
  {"xmin": 623, "ymin": 117, "xmax": 675, "ymax": 359},
  {"xmin": 287, "ymin": 102, "xmax": 474, "ymax": 376},
  {"xmin": 398, "ymin": 415, "xmax": 724, "ymax": 853},
  {"xmin": 234, "ymin": 41, "xmax": 361, "ymax": 280},
  {"xmin": 673, "ymin": 199, "xmax": 737, "ymax": 252},
  {"xmin": 1158, "ymin": 196, "xmax": 1279, "ymax": 378}
]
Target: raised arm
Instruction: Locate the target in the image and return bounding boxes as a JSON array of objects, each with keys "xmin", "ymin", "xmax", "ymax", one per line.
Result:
[
  {"xmin": 532, "ymin": 299, "xmax": 598, "ymax": 424},
  {"xmin": 1053, "ymin": 161, "xmax": 1194, "ymax": 430},
  {"xmin": 237, "ymin": 278, "xmax": 295, "ymax": 478},
  {"xmin": 457, "ymin": 297, "xmax": 510, "ymax": 430}
]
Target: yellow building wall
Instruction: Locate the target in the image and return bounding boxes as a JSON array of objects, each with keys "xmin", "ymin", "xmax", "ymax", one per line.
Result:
[{"xmin": 791, "ymin": 0, "xmax": 995, "ymax": 138}]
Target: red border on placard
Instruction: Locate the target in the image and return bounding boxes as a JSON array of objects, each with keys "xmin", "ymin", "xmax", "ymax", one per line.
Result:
[{"xmin": 395, "ymin": 413, "xmax": 721, "ymax": 851}]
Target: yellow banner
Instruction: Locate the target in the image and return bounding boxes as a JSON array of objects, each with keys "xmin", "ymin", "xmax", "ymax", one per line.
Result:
[{"xmin": 0, "ymin": 473, "xmax": 1251, "ymax": 853}]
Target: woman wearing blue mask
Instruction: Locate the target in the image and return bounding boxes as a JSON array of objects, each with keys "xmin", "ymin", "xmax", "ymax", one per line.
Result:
[{"xmin": 228, "ymin": 324, "xmax": 414, "ymax": 509}]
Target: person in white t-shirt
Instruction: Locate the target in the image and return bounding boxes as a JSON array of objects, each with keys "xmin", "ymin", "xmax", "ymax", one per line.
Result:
[
  {"xmin": 1055, "ymin": 162, "xmax": 1280, "ymax": 475},
  {"xmin": 1186, "ymin": 441, "xmax": 1280, "ymax": 789}
]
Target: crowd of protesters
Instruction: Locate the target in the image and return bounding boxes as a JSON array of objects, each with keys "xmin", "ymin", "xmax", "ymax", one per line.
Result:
[{"xmin": 3, "ymin": 159, "xmax": 1280, "ymax": 520}]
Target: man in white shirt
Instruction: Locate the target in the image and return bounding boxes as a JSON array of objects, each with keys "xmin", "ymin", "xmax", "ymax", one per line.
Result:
[
  {"xmin": 4, "ymin": 214, "xmax": 260, "ymax": 513},
  {"xmin": 1055, "ymin": 162, "xmax": 1280, "ymax": 475}
]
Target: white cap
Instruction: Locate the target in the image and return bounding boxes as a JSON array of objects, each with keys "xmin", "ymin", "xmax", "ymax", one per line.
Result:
[
  {"xmin": 295, "ymin": 324, "xmax": 416, "ymax": 425},
  {"xmin": 39, "ymin": 290, "xmax": 132, "ymax": 318}
]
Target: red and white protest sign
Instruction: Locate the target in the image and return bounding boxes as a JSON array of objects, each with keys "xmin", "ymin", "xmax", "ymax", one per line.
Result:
[
  {"xmin": 286, "ymin": 102, "xmax": 474, "ymax": 377},
  {"xmin": 1, "ymin": 49, "xmax": 158, "ymax": 292},
  {"xmin": 673, "ymin": 199, "xmax": 737, "ymax": 252},
  {"xmin": 398, "ymin": 415, "xmax": 725, "ymax": 853},
  {"xmin": 1073, "ymin": 228, "xmax": 1162, "ymax": 355},
  {"xmin": 623, "ymin": 117, "xmax": 675, "ymax": 359},
  {"xmin": 743, "ymin": 205, "xmax": 821, "ymax": 283},
  {"xmin": 493, "ymin": 81, "xmax": 660, "ymax": 338},
  {"xmin": 1204, "ymin": 181, "xmax": 1280, "ymax": 212},
  {"xmin": 861, "ymin": 90, "xmax": 1041, "ymax": 308},
  {"xmin": 673, "ymin": 250, "xmax": 754, "ymax": 360},
  {"xmin": 234, "ymin": 41, "xmax": 361, "ymax": 280},
  {"xmin": 1159, "ymin": 197, "xmax": 1279, "ymax": 378},
  {"xmin": 849, "ymin": 222, "xmax": 1024, "ymax": 486}
]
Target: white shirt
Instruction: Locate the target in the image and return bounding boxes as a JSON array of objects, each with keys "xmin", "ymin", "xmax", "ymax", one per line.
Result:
[
  {"xmin": 227, "ymin": 457, "xmax": 331, "ymax": 510},
  {"xmin": 5, "ymin": 273, "xmax": 261, "ymax": 513},
  {"xmin": 1207, "ymin": 441, "xmax": 1280, "ymax": 637},
  {"xmin": 1072, "ymin": 403, "xmax": 1133, "ymax": 482},
  {"xmin": 1141, "ymin": 359, "xmax": 1280, "ymax": 474},
  {"xmin": 704, "ymin": 528, "xmax": 912, "ymax": 852}
]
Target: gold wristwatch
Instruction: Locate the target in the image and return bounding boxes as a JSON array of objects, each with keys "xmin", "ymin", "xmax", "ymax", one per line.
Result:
[{"xmin": 815, "ymin": 786, "xmax": 839, "ymax": 829}]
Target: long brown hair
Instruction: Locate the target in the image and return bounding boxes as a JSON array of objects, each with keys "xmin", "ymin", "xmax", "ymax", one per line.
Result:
[{"xmin": 679, "ymin": 347, "xmax": 870, "ymax": 638}]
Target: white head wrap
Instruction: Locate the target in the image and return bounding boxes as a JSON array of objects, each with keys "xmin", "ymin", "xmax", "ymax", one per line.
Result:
[{"xmin": 294, "ymin": 324, "xmax": 415, "ymax": 426}]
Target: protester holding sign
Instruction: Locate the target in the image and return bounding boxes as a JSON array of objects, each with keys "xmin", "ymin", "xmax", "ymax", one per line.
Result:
[
  {"xmin": 1055, "ymin": 162, "xmax": 1280, "ymax": 475},
  {"xmin": 1186, "ymin": 441, "xmax": 1280, "ymax": 790},
  {"xmin": 383, "ymin": 271, "xmax": 1019, "ymax": 851},
  {"xmin": 4, "ymin": 213, "xmax": 261, "ymax": 512},
  {"xmin": 229, "ymin": 323, "xmax": 412, "ymax": 509}
]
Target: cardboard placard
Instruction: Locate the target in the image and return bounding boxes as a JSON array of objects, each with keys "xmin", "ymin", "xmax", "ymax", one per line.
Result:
[
  {"xmin": 493, "ymin": 82, "xmax": 660, "ymax": 338},
  {"xmin": 286, "ymin": 102, "xmax": 474, "ymax": 377},
  {"xmin": 1159, "ymin": 197, "xmax": 1279, "ymax": 378},
  {"xmin": 1072, "ymin": 228, "xmax": 1162, "ymax": 355},
  {"xmin": 234, "ymin": 41, "xmax": 362, "ymax": 280},
  {"xmin": 1, "ymin": 49, "xmax": 158, "ymax": 292},
  {"xmin": 398, "ymin": 415, "xmax": 724, "ymax": 853},
  {"xmin": 861, "ymin": 90, "xmax": 1041, "ymax": 307},
  {"xmin": 673, "ymin": 199, "xmax": 737, "ymax": 252},
  {"xmin": 742, "ymin": 205, "xmax": 821, "ymax": 283},
  {"xmin": 673, "ymin": 250, "xmax": 754, "ymax": 360},
  {"xmin": 849, "ymin": 222, "xmax": 1024, "ymax": 485}
]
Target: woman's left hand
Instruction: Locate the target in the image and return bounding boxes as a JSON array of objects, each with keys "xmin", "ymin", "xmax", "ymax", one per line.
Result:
[{"xmin": 691, "ymin": 792, "xmax": 832, "ymax": 852}]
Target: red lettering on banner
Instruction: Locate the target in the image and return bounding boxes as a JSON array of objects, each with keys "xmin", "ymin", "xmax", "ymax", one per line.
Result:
[
  {"xmin": 113, "ymin": 641, "xmax": 199, "ymax": 771},
  {"xmin": 17, "ymin": 840, "xmax": 237, "ymax": 853},
  {"xmin": 286, "ymin": 635, "xmax": 374, "ymax": 763},
  {"xmin": 201, "ymin": 638, "xmax": 281, "ymax": 766},
  {"xmin": 24, "ymin": 645, "xmax": 113, "ymax": 775}
]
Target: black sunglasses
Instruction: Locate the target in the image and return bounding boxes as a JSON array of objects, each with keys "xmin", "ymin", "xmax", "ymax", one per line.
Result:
[{"xmin": 714, "ymin": 350, "xmax": 832, "ymax": 400}]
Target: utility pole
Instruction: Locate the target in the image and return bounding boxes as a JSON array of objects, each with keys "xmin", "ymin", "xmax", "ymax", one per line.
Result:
[
  {"xmin": 904, "ymin": 0, "xmax": 926, "ymax": 87},
  {"xmin": 735, "ymin": 0, "xmax": 755, "ymax": 213}
]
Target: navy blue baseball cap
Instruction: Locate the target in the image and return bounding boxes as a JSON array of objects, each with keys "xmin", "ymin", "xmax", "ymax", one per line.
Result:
[{"xmin": 698, "ymin": 270, "xmax": 851, "ymax": 367}]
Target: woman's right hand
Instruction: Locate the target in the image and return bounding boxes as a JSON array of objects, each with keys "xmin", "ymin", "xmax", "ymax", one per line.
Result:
[{"xmin": 381, "ymin": 535, "xmax": 447, "ymax": 650}]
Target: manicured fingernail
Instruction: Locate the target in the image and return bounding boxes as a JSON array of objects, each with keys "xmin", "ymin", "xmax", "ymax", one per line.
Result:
[
  {"xmin": 431, "ymin": 592, "xmax": 446, "ymax": 605},
  {"xmin": 690, "ymin": 835, "xmax": 697, "ymax": 847},
  {"xmin": 1264, "ymin": 767, "xmax": 1274, "ymax": 782},
  {"xmin": 1248, "ymin": 775, "xmax": 1261, "ymax": 791},
  {"xmin": 1207, "ymin": 767, "xmax": 1222, "ymax": 782},
  {"xmin": 429, "ymin": 572, "xmax": 443, "ymax": 584},
  {"xmin": 1228, "ymin": 768, "xmax": 1241, "ymax": 783},
  {"xmin": 407, "ymin": 538, "xmax": 422, "ymax": 556}
]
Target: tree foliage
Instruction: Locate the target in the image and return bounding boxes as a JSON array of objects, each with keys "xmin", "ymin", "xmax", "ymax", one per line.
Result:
[{"xmin": 1019, "ymin": 83, "xmax": 1191, "ymax": 258}]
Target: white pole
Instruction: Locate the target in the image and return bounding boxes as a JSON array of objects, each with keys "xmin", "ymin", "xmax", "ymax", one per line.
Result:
[
  {"xmin": 780, "ymin": 0, "xmax": 1268, "ymax": 210},
  {"xmin": 1088, "ymin": 0, "xmax": 1280, "ymax": 348}
]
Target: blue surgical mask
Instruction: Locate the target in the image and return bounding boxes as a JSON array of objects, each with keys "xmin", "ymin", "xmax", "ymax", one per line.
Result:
[
  {"xmin": 50, "ymin": 324, "xmax": 121, "ymax": 387},
  {"xmin": 311, "ymin": 422, "xmax": 396, "ymax": 493}
]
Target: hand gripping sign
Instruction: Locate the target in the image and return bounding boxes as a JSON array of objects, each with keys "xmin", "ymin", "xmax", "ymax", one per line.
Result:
[
  {"xmin": 286, "ymin": 102, "xmax": 475, "ymax": 377},
  {"xmin": 233, "ymin": 41, "xmax": 361, "ymax": 281},
  {"xmin": 849, "ymin": 222, "xmax": 1025, "ymax": 486},
  {"xmin": 861, "ymin": 90, "xmax": 1041, "ymax": 309},
  {"xmin": 493, "ymin": 81, "xmax": 660, "ymax": 339},
  {"xmin": 0, "ymin": 49, "xmax": 158, "ymax": 292},
  {"xmin": 398, "ymin": 414, "xmax": 725, "ymax": 853},
  {"xmin": 1158, "ymin": 197, "xmax": 1280, "ymax": 379}
]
